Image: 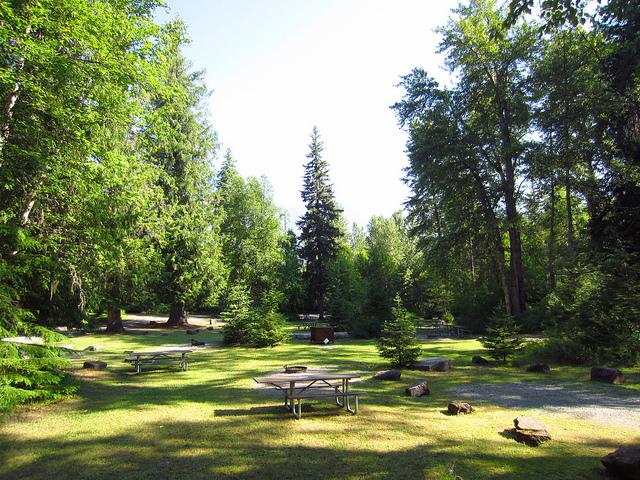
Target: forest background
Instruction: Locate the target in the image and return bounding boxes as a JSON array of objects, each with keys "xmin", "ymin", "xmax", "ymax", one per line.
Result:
[{"xmin": 1, "ymin": 0, "xmax": 638, "ymax": 408}]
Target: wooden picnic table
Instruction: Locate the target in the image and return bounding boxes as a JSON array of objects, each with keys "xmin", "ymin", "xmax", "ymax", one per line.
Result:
[
  {"xmin": 254, "ymin": 372, "xmax": 362, "ymax": 419},
  {"xmin": 124, "ymin": 349, "xmax": 192, "ymax": 374}
]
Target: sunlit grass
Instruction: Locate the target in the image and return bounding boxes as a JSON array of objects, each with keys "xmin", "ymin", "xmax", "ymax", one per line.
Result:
[{"xmin": 0, "ymin": 327, "xmax": 638, "ymax": 480}]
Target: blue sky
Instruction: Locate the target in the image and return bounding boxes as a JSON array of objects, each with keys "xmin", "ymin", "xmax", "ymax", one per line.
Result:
[{"xmin": 161, "ymin": 0, "xmax": 455, "ymax": 228}]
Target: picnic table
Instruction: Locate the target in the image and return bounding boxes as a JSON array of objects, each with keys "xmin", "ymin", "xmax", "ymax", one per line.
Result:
[
  {"xmin": 254, "ymin": 372, "xmax": 363, "ymax": 419},
  {"xmin": 124, "ymin": 349, "xmax": 192, "ymax": 374}
]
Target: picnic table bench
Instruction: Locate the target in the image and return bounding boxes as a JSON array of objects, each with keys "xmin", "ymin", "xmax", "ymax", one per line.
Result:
[
  {"xmin": 254, "ymin": 372, "xmax": 363, "ymax": 419},
  {"xmin": 124, "ymin": 349, "xmax": 191, "ymax": 374}
]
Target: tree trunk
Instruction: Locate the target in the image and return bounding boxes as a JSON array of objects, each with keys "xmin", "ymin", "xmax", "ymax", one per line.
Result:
[
  {"xmin": 547, "ymin": 181, "xmax": 557, "ymax": 291},
  {"xmin": 467, "ymin": 165, "xmax": 512, "ymax": 315},
  {"xmin": 565, "ymin": 166, "xmax": 574, "ymax": 255},
  {"xmin": 106, "ymin": 308, "xmax": 125, "ymax": 333},
  {"xmin": 318, "ymin": 296, "xmax": 325, "ymax": 322},
  {"xmin": 167, "ymin": 301, "xmax": 188, "ymax": 326},
  {"xmin": 503, "ymin": 169, "xmax": 525, "ymax": 316}
]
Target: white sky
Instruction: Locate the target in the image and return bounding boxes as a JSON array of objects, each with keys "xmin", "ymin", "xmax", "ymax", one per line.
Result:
[{"xmin": 163, "ymin": 0, "xmax": 456, "ymax": 228}]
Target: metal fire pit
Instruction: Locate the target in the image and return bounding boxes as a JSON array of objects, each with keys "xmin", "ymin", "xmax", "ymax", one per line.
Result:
[{"xmin": 283, "ymin": 365, "xmax": 307, "ymax": 374}]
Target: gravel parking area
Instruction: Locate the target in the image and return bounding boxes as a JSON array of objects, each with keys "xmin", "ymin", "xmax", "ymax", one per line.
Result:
[{"xmin": 448, "ymin": 381, "xmax": 640, "ymax": 429}]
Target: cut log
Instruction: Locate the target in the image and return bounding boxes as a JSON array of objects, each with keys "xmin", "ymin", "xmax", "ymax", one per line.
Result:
[
  {"xmin": 83, "ymin": 361, "xmax": 107, "ymax": 370},
  {"xmin": 512, "ymin": 428, "xmax": 551, "ymax": 447},
  {"xmin": 373, "ymin": 369, "xmax": 401, "ymax": 381},
  {"xmin": 409, "ymin": 358, "xmax": 452, "ymax": 371},
  {"xmin": 471, "ymin": 355, "xmax": 490, "ymax": 365},
  {"xmin": 591, "ymin": 366, "xmax": 624, "ymax": 384},
  {"xmin": 405, "ymin": 381, "xmax": 429, "ymax": 397},
  {"xmin": 448, "ymin": 400, "xmax": 474, "ymax": 415},
  {"xmin": 525, "ymin": 363, "xmax": 550, "ymax": 374}
]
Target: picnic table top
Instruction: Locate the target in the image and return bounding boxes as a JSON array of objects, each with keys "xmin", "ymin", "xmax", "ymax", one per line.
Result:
[
  {"xmin": 128, "ymin": 349, "xmax": 192, "ymax": 356},
  {"xmin": 254, "ymin": 372, "xmax": 360, "ymax": 384}
]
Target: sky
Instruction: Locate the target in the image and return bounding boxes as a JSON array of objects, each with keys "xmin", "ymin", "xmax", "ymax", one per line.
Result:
[{"xmin": 161, "ymin": 0, "xmax": 456, "ymax": 229}]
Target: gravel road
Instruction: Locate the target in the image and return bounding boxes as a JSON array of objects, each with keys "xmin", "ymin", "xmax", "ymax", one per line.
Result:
[{"xmin": 447, "ymin": 381, "xmax": 640, "ymax": 429}]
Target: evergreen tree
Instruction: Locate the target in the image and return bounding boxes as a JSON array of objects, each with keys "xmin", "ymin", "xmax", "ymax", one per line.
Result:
[
  {"xmin": 377, "ymin": 296, "xmax": 422, "ymax": 367},
  {"xmin": 143, "ymin": 26, "xmax": 224, "ymax": 326},
  {"xmin": 297, "ymin": 127, "xmax": 342, "ymax": 320},
  {"xmin": 480, "ymin": 312, "xmax": 524, "ymax": 363}
]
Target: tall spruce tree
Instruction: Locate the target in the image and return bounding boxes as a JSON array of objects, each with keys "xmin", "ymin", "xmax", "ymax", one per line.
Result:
[
  {"xmin": 143, "ymin": 25, "xmax": 224, "ymax": 326},
  {"xmin": 297, "ymin": 127, "xmax": 342, "ymax": 320}
]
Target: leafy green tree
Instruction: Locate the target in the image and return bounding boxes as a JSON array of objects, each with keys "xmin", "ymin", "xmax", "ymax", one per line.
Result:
[
  {"xmin": 216, "ymin": 151, "xmax": 284, "ymax": 308},
  {"xmin": 377, "ymin": 296, "xmax": 421, "ymax": 367},
  {"xmin": 326, "ymin": 242, "xmax": 366, "ymax": 333},
  {"xmin": 393, "ymin": 0, "xmax": 538, "ymax": 318},
  {"xmin": 480, "ymin": 312, "xmax": 524, "ymax": 363},
  {"xmin": 277, "ymin": 230, "xmax": 305, "ymax": 315},
  {"xmin": 0, "ymin": 0, "xmax": 165, "ymax": 334},
  {"xmin": 297, "ymin": 127, "xmax": 342, "ymax": 320}
]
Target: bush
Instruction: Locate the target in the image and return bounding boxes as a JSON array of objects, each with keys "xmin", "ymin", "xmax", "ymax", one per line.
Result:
[
  {"xmin": 247, "ymin": 310, "xmax": 286, "ymax": 348},
  {"xmin": 221, "ymin": 283, "xmax": 286, "ymax": 348},
  {"xmin": 377, "ymin": 297, "xmax": 421, "ymax": 367},
  {"xmin": 480, "ymin": 312, "xmax": 524, "ymax": 363}
]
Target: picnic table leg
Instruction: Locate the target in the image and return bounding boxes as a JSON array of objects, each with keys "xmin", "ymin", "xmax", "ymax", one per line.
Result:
[
  {"xmin": 288, "ymin": 382, "xmax": 295, "ymax": 412},
  {"xmin": 336, "ymin": 379, "xmax": 345, "ymax": 408},
  {"xmin": 345, "ymin": 379, "xmax": 354, "ymax": 414},
  {"xmin": 297, "ymin": 398, "xmax": 303, "ymax": 419},
  {"xmin": 182, "ymin": 353, "xmax": 188, "ymax": 371},
  {"xmin": 135, "ymin": 357, "xmax": 141, "ymax": 374}
]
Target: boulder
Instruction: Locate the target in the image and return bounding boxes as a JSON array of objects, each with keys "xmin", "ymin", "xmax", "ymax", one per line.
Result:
[
  {"xmin": 374, "ymin": 369, "xmax": 401, "ymax": 381},
  {"xmin": 409, "ymin": 358, "xmax": 452, "ymax": 372},
  {"xmin": 191, "ymin": 339, "xmax": 205, "ymax": 347},
  {"xmin": 512, "ymin": 417, "xmax": 550, "ymax": 447},
  {"xmin": 591, "ymin": 366, "xmax": 625, "ymax": 384},
  {"xmin": 471, "ymin": 355, "xmax": 490, "ymax": 366},
  {"xmin": 84, "ymin": 346, "xmax": 99, "ymax": 352},
  {"xmin": 83, "ymin": 360, "xmax": 107, "ymax": 370},
  {"xmin": 206, "ymin": 326, "xmax": 215, "ymax": 331},
  {"xmin": 405, "ymin": 381, "xmax": 429, "ymax": 397},
  {"xmin": 186, "ymin": 329, "xmax": 200, "ymax": 335},
  {"xmin": 448, "ymin": 400, "xmax": 474, "ymax": 415},
  {"xmin": 525, "ymin": 363, "xmax": 550, "ymax": 374},
  {"xmin": 601, "ymin": 446, "xmax": 640, "ymax": 479}
]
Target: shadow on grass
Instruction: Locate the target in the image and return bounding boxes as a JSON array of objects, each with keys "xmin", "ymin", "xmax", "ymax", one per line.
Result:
[{"xmin": 0, "ymin": 413, "xmax": 628, "ymax": 480}]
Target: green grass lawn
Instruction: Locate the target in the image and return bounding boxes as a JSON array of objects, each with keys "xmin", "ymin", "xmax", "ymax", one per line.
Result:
[{"xmin": 1, "ymin": 326, "xmax": 638, "ymax": 480}]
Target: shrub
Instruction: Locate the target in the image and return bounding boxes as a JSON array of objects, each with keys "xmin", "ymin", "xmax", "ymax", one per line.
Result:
[
  {"xmin": 0, "ymin": 342, "xmax": 76, "ymax": 412},
  {"xmin": 377, "ymin": 296, "xmax": 421, "ymax": 367},
  {"xmin": 480, "ymin": 312, "xmax": 524, "ymax": 363},
  {"xmin": 246, "ymin": 310, "xmax": 286, "ymax": 348},
  {"xmin": 221, "ymin": 283, "xmax": 286, "ymax": 348}
]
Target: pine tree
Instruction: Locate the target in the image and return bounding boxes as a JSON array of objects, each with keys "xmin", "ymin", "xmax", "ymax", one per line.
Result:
[
  {"xmin": 377, "ymin": 296, "xmax": 422, "ymax": 367},
  {"xmin": 480, "ymin": 312, "xmax": 524, "ymax": 363},
  {"xmin": 297, "ymin": 127, "xmax": 342, "ymax": 320}
]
